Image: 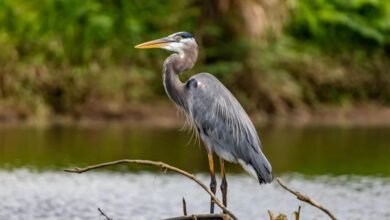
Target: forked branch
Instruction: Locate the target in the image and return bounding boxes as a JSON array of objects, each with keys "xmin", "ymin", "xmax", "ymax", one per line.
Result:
[{"xmin": 64, "ymin": 159, "xmax": 237, "ymax": 220}]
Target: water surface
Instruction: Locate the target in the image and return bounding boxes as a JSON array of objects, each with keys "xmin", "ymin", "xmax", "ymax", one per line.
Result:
[
  {"xmin": 0, "ymin": 170, "xmax": 389, "ymax": 220},
  {"xmin": 0, "ymin": 125, "xmax": 389, "ymax": 219},
  {"xmin": 1, "ymin": 125, "xmax": 389, "ymax": 175}
]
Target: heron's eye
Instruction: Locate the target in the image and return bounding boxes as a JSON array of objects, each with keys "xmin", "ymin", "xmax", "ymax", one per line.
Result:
[{"xmin": 175, "ymin": 36, "xmax": 182, "ymax": 42}]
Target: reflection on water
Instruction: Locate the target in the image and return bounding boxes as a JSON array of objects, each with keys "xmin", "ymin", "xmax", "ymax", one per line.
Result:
[
  {"xmin": 0, "ymin": 125, "xmax": 389, "ymax": 175},
  {"xmin": 0, "ymin": 170, "xmax": 389, "ymax": 220}
]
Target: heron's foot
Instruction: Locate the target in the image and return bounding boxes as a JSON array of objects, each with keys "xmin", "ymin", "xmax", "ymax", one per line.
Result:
[
  {"xmin": 219, "ymin": 158, "xmax": 227, "ymax": 212},
  {"xmin": 220, "ymin": 177, "xmax": 228, "ymax": 211},
  {"xmin": 210, "ymin": 178, "xmax": 217, "ymax": 213}
]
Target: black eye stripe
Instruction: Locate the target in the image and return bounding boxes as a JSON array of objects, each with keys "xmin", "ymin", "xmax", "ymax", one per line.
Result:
[{"xmin": 175, "ymin": 32, "xmax": 193, "ymax": 39}]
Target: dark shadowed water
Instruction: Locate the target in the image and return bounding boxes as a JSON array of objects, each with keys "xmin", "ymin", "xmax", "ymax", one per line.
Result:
[{"xmin": 0, "ymin": 125, "xmax": 389, "ymax": 219}]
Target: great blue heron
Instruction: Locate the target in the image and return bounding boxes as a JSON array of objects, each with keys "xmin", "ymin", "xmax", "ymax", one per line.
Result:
[{"xmin": 135, "ymin": 32, "xmax": 273, "ymax": 213}]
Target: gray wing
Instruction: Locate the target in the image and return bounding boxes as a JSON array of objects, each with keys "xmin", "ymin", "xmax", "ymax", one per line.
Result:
[{"xmin": 185, "ymin": 73, "xmax": 273, "ymax": 184}]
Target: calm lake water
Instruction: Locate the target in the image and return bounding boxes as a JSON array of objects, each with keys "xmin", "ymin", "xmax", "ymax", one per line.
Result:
[{"xmin": 0, "ymin": 125, "xmax": 389, "ymax": 219}]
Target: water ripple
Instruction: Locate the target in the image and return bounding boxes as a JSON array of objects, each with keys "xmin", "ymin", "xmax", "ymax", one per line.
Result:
[{"xmin": 0, "ymin": 170, "xmax": 389, "ymax": 220}]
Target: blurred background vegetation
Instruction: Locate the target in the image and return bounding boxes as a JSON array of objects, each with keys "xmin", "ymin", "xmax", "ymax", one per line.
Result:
[{"xmin": 0, "ymin": 0, "xmax": 389, "ymax": 122}]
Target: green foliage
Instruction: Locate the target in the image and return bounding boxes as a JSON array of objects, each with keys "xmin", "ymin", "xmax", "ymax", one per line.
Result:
[
  {"xmin": 287, "ymin": 0, "xmax": 390, "ymax": 50},
  {"xmin": 276, "ymin": 0, "xmax": 390, "ymax": 106},
  {"xmin": 0, "ymin": 0, "xmax": 389, "ymax": 118},
  {"xmin": 0, "ymin": 0, "xmax": 199, "ymax": 115},
  {"xmin": 0, "ymin": 0, "xmax": 199, "ymax": 64}
]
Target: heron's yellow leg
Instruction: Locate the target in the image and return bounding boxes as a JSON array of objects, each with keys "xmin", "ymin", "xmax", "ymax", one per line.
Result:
[
  {"xmin": 207, "ymin": 152, "xmax": 217, "ymax": 214},
  {"xmin": 219, "ymin": 157, "xmax": 227, "ymax": 210}
]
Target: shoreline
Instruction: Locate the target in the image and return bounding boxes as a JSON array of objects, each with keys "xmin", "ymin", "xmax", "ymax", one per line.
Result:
[{"xmin": 1, "ymin": 102, "xmax": 390, "ymax": 128}]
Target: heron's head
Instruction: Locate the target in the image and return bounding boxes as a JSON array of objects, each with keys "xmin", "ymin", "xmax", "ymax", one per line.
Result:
[{"xmin": 135, "ymin": 32, "xmax": 197, "ymax": 55}]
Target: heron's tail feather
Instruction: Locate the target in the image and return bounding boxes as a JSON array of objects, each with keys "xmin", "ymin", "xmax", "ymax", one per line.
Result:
[
  {"xmin": 253, "ymin": 151, "xmax": 273, "ymax": 184},
  {"xmin": 239, "ymin": 151, "xmax": 273, "ymax": 184}
]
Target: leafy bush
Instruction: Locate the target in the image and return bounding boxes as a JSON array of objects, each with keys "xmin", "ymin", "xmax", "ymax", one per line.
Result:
[{"xmin": 287, "ymin": 0, "xmax": 390, "ymax": 51}]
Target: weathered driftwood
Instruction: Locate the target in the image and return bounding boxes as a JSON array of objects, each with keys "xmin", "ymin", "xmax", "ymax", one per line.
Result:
[
  {"xmin": 164, "ymin": 197, "xmax": 233, "ymax": 220},
  {"xmin": 163, "ymin": 213, "xmax": 232, "ymax": 220}
]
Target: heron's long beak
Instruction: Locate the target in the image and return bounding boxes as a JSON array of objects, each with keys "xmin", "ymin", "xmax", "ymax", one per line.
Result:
[{"xmin": 134, "ymin": 37, "xmax": 173, "ymax": 49}]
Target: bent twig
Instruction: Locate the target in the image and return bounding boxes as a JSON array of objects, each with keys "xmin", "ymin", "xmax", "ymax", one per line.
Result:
[
  {"xmin": 98, "ymin": 208, "xmax": 113, "ymax": 220},
  {"xmin": 276, "ymin": 178, "xmax": 337, "ymax": 220},
  {"xmin": 182, "ymin": 197, "xmax": 187, "ymax": 216}
]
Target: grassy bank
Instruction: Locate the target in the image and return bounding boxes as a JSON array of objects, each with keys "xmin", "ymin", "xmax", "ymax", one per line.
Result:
[{"xmin": 0, "ymin": 0, "xmax": 389, "ymax": 122}]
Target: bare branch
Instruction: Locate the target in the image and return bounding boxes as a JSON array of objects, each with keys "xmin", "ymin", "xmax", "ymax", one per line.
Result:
[
  {"xmin": 98, "ymin": 208, "xmax": 112, "ymax": 220},
  {"xmin": 65, "ymin": 159, "xmax": 238, "ymax": 220},
  {"xmin": 276, "ymin": 178, "xmax": 337, "ymax": 220}
]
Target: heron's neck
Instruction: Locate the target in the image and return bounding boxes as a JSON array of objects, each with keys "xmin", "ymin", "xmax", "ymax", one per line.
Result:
[{"xmin": 163, "ymin": 48, "xmax": 197, "ymax": 111}]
